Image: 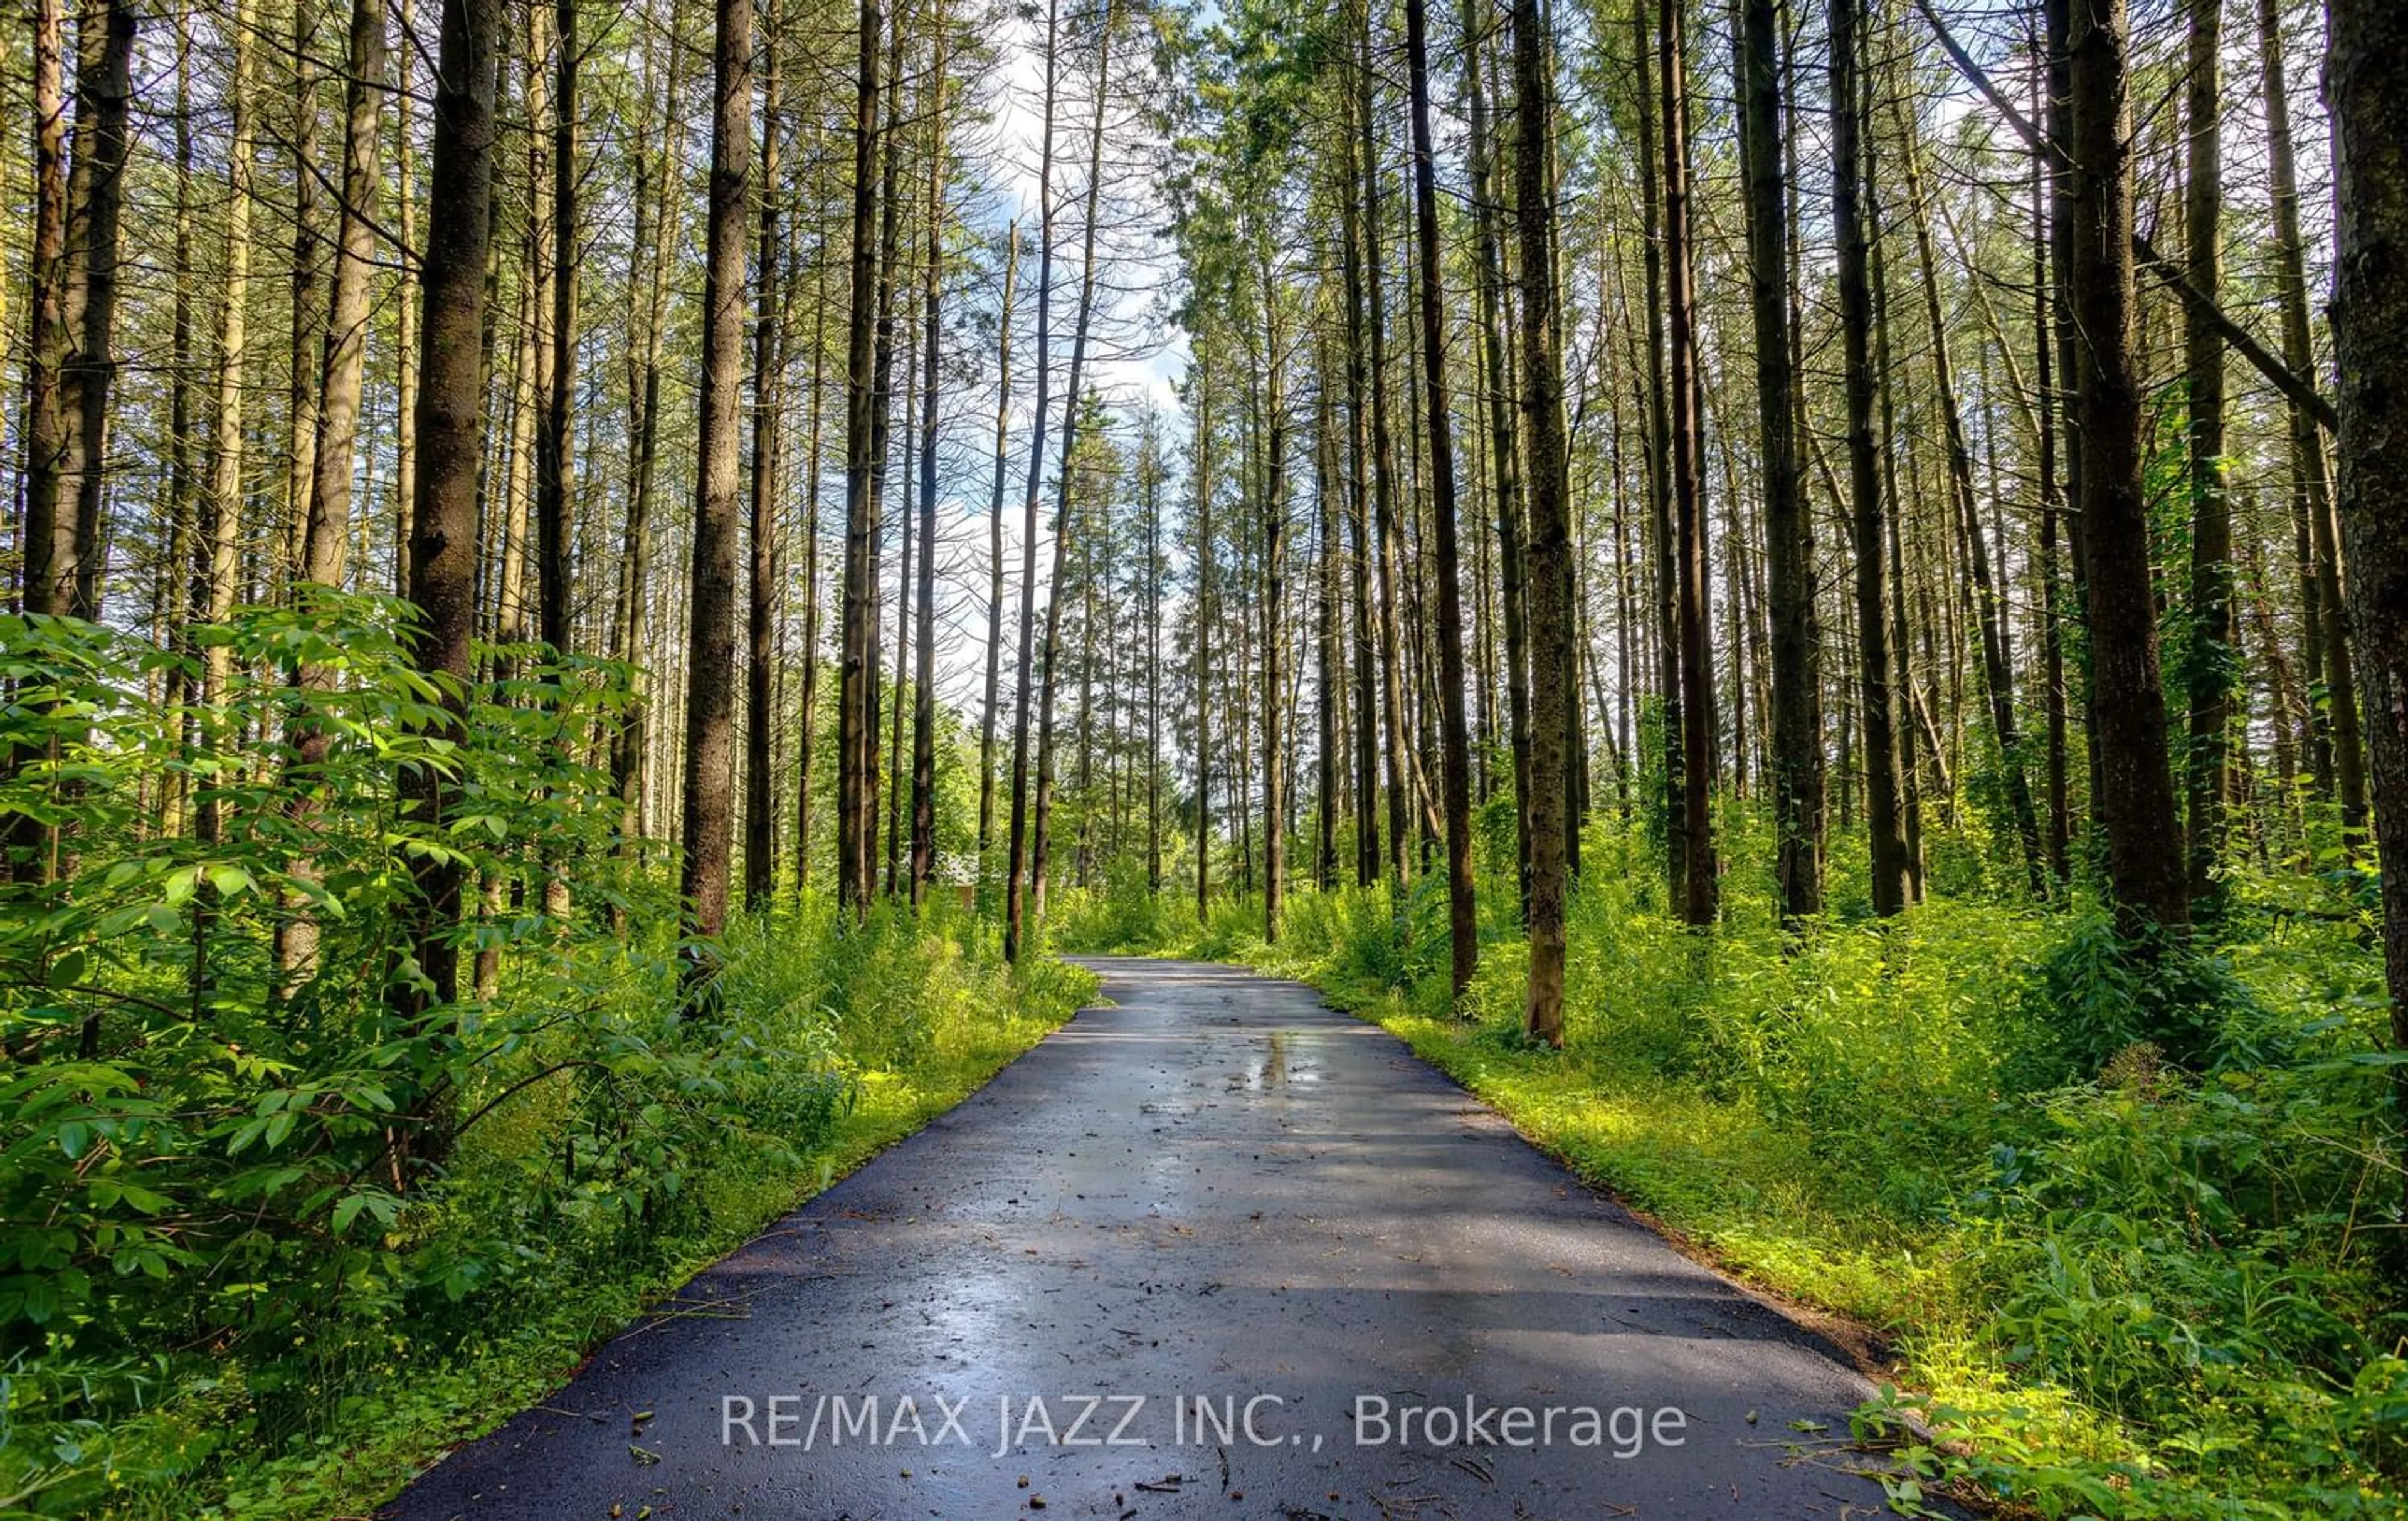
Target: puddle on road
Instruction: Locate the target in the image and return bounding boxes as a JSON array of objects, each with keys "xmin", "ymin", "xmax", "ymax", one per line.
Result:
[{"xmin": 1229, "ymin": 1030, "xmax": 1324, "ymax": 1093}]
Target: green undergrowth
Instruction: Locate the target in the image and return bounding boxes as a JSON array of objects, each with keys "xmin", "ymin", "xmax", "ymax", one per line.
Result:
[
  {"xmin": 56, "ymin": 908, "xmax": 1096, "ymax": 1521},
  {"xmin": 0, "ymin": 604, "xmax": 1096, "ymax": 1518},
  {"xmin": 1055, "ymin": 817, "xmax": 2408, "ymax": 1520}
]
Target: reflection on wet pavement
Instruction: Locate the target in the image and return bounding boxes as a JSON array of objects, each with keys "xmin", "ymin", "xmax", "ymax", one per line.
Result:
[{"xmin": 385, "ymin": 957, "xmax": 1945, "ymax": 1521}]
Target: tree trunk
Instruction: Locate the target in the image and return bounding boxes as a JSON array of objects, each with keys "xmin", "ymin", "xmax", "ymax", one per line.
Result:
[
  {"xmin": 1739, "ymin": 0, "xmax": 1819, "ymax": 927},
  {"xmin": 745, "ymin": 6, "xmax": 788, "ymax": 912},
  {"xmin": 2031, "ymin": 55, "xmax": 2071, "ymax": 887},
  {"xmin": 1869, "ymin": 157, "xmax": 1927, "ymax": 900},
  {"xmin": 1144, "ymin": 409, "xmax": 1165, "ymax": 891},
  {"xmin": 1661, "ymin": 0, "xmax": 1716, "ymax": 925},
  {"xmin": 884, "ymin": 303, "xmax": 916, "ymax": 898},
  {"xmin": 677, "ymin": 0, "xmax": 754, "ymax": 944},
  {"xmin": 1337, "ymin": 91, "xmax": 1382, "ymax": 889},
  {"xmin": 1316, "ymin": 340, "xmax": 1341, "ymax": 893},
  {"xmin": 863, "ymin": 7, "xmax": 907, "ymax": 905},
  {"xmin": 1358, "ymin": 0, "xmax": 1411, "ymax": 894},
  {"xmin": 1030, "ymin": 0, "xmax": 1116, "ymax": 939},
  {"xmin": 55, "ymin": 0, "xmax": 132, "ymax": 628},
  {"xmin": 1632, "ymin": 0, "xmax": 1684, "ymax": 912},
  {"xmin": 1465, "ymin": 0, "xmax": 1533, "ymax": 918},
  {"xmin": 156, "ymin": 11, "xmax": 196, "ymax": 839},
  {"xmin": 536, "ymin": 0, "xmax": 576, "ymax": 658},
  {"xmin": 278, "ymin": 0, "xmax": 384, "ymax": 984},
  {"xmin": 1259, "ymin": 268, "xmax": 1289, "ymax": 942},
  {"xmin": 2180, "ymin": 0, "xmax": 2229, "ymax": 910},
  {"xmin": 11, "ymin": 0, "xmax": 127, "ymax": 897},
  {"xmin": 532, "ymin": 0, "xmax": 576, "ymax": 924},
  {"xmin": 188, "ymin": 0, "xmax": 258, "ymax": 1006},
  {"xmin": 795, "ymin": 177, "xmax": 830, "ymax": 890},
  {"xmin": 1403, "ymin": 0, "xmax": 1478, "ymax": 997},
  {"xmin": 838, "ymin": 0, "xmax": 886, "ymax": 918},
  {"xmin": 1513, "ymin": 0, "xmax": 1568, "ymax": 1043},
  {"xmin": 300, "ymin": 0, "xmax": 383, "ymax": 591},
  {"xmin": 19, "ymin": 0, "xmax": 69, "ymax": 633},
  {"xmin": 2331, "ymin": 0, "xmax": 2408, "ymax": 1122},
  {"xmin": 285, "ymin": 2, "xmax": 324, "ymax": 592},
  {"xmin": 910, "ymin": 7, "xmax": 949, "ymax": 908},
  {"xmin": 393, "ymin": 0, "xmax": 419, "ymax": 601},
  {"xmin": 1891, "ymin": 76, "xmax": 2043, "ymax": 897},
  {"xmin": 1194, "ymin": 362, "xmax": 1214, "ymax": 924},
  {"xmin": 2069, "ymin": 0, "xmax": 2187, "ymax": 937},
  {"xmin": 1831, "ymin": 0, "xmax": 1904, "ymax": 916},
  {"xmin": 978, "ymin": 224, "xmax": 1017, "ymax": 860},
  {"xmin": 397, "ymin": 0, "xmax": 500, "ymax": 1167}
]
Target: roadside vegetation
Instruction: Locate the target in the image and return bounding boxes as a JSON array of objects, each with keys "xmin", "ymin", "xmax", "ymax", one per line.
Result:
[
  {"xmin": 1, "ymin": 603, "xmax": 1094, "ymax": 1520},
  {"xmin": 1060, "ymin": 808, "xmax": 2406, "ymax": 1520}
]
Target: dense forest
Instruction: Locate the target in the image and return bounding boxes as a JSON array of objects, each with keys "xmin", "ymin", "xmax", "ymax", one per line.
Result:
[{"xmin": 4, "ymin": 0, "xmax": 2408, "ymax": 1513}]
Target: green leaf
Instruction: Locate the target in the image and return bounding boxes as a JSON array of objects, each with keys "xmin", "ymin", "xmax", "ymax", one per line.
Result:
[{"xmin": 44, "ymin": 946, "xmax": 90, "ymax": 989}]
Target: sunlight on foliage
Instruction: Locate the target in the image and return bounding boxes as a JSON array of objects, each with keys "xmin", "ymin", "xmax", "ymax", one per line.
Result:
[{"xmin": 1064, "ymin": 813, "xmax": 2408, "ymax": 1518}]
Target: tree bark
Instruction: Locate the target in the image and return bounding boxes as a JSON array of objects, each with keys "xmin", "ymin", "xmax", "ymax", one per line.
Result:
[
  {"xmin": 865, "ymin": 7, "xmax": 906, "ymax": 903},
  {"xmin": 536, "ymin": 0, "xmax": 576, "ymax": 658},
  {"xmin": 58, "ymin": 0, "xmax": 132, "ymax": 627},
  {"xmin": 1336, "ymin": 93, "xmax": 1382, "ymax": 888},
  {"xmin": 2069, "ymin": 0, "xmax": 2187, "ymax": 936},
  {"xmin": 397, "ymin": 0, "xmax": 500, "ymax": 1165},
  {"xmin": 795, "ymin": 168, "xmax": 830, "ymax": 890},
  {"xmin": 1358, "ymin": 0, "xmax": 1411, "ymax": 894},
  {"xmin": 156, "ymin": 11, "xmax": 196, "ymax": 840},
  {"xmin": 1259, "ymin": 258, "xmax": 1289, "ymax": 942},
  {"xmin": 278, "ymin": 0, "xmax": 384, "ymax": 984},
  {"xmin": 393, "ymin": 0, "xmax": 419, "ymax": 602},
  {"xmin": 1465, "ymin": 0, "xmax": 1533, "ymax": 918},
  {"xmin": 1513, "ymin": 0, "xmax": 1568, "ymax": 1043},
  {"xmin": 1661, "ymin": 0, "xmax": 1716, "ymax": 925},
  {"xmin": 1316, "ymin": 337, "xmax": 1340, "ymax": 893},
  {"xmin": 746, "ymin": 6, "xmax": 788, "ymax": 912},
  {"xmin": 978, "ymin": 225, "xmax": 1017, "ymax": 860},
  {"xmin": 285, "ymin": 1, "xmax": 325, "ymax": 591},
  {"xmin": 1030, "ymin": 0, "xmax": 1116, "ymax": 939},
  {"xmin": 838, "ymin": 0, "xmax": 885, "ymax": 917},
  {"xmin": 1403, "ymin": 0, "xmax": 1478, "ymax": 997},
  {"xmin": 19, "ymin": 0, "xmax": 69, "ymax": 632},
  {"xmin": 189, "ymin": 0, "xmax": 258, "ymax": 1006},
  {"xmin": 2330, "ymin": 0, "xmax": 2408, "ymax": 1122},
  {"xmin": 1739, "ymin": 0, "xmax": 1820, "ymax": 927},
  {"xmin": 910, "ymin": 6, "xmax": 949, "ymax": 908},
  {"xmin": 1194, "ymin": 361, "xmax": 1214, "ymax": 924},
  {"xmin": 677, "ymin": 0, "xmax": 754, "ymax": 943},
  {"xmin": 1831, "ymin": 0, "xmax": 1904, "ymax": 916}
]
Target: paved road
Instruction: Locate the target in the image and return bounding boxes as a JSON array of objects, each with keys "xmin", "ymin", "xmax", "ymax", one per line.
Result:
[{"xmin": 387, "ymin": 958, "xmax": 1920, "ymax": 1521}]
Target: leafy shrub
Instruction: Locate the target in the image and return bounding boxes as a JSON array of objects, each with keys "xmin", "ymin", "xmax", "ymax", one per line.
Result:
[{"xmin": 0, "ymin": 603, "xmax": 1095, "ymax": 1517}]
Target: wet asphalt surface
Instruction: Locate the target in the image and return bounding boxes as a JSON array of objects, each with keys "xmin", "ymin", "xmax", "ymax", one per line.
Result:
[{"xmin": 385, "ymin": 957, "xmax": 1927, "ymax": 1521}]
